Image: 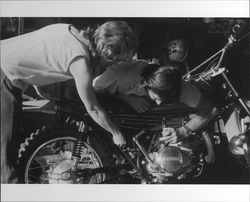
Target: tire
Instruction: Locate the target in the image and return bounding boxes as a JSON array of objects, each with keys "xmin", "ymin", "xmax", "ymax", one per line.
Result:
[{"xmin": 17, "ymin": 126, "xmax": 116, "ymax": 184}]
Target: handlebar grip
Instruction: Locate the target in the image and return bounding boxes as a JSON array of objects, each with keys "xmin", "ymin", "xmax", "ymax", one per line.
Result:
[{"xmin": 228, "ymin": 24, "xmax": 249, "ymax": 44}]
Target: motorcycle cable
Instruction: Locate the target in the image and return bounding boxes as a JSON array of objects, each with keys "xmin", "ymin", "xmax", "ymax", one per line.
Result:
[{"xmin": 182, "ymin": 25, "xmax": 250, "ymax": 80}]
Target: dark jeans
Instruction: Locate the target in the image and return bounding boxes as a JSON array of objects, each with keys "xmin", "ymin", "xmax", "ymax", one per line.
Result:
[{"xmin": 1, "ymin": 70, "xmax": 22, "ymax": 183}]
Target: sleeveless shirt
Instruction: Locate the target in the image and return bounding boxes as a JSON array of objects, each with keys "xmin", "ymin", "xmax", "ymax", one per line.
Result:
[{"xmin": 1, "ymin": 24, "xmax": 90, "ymax": 91}]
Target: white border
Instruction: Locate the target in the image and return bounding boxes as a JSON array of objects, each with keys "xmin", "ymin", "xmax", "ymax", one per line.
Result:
[
  {"xmin": 0, "ymin": 0, "xmax": 249, "ymax": 17},
  {"xmin": 2, "ymin": 184, "xmax": 250, "ymax": 202},
  {"xmin": 1, "ymin": 1, "xmax": 249, "ymax": 202}
]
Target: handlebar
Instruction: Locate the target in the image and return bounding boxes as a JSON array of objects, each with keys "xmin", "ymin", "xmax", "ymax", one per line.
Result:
[{"xmin": 183, "ymin": 24, "xmax": 250, "ymax": 81}]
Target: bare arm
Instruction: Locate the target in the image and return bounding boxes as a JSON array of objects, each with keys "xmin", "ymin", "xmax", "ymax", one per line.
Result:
[
  {"xmin": 161, "ymin": 82, "xmax": 217, "ymax": 144},
  {"xmin": 178, "ymin": 81, "xmax": 216, "ymax": 130},
  {"xmin": 185, "ymin": 98, "xmax": 216, "ymax": 131},
  {"xmin": 69, "ymin": 57, "xmax": 125, "ymax": 146},
  {"xmin": 161, "ymin": 97, "xmax": 217, "ymax": 144}
]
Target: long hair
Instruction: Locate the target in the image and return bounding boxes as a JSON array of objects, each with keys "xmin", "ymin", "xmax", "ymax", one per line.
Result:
[
  {"xmin": 92, "ymin": 21, "xmax": 139, "ymax": 62},
  {"xmin": 142, "ymin": 64, "xmax": 182, "ymax": 103}
]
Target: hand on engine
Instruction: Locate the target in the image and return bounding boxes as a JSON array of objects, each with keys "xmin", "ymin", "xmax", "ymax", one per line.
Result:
[
  {"xmin": 160, "ymin": 127, "xmax": 188, "ymax": 145},
  {"xmin": 159, "ymin": 127, "xmax": 178, "ymax": 144},
  {"xmin": 113, "ymin": 132, "xmax": 126, "ymax": 147}
]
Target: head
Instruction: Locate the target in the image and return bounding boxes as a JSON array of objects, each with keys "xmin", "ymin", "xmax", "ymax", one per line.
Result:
[
  {"xmin": 160, "ymin": 38, "xmax": 188, "ymax": 65},
  {"xmin": 141, "ymin": 64, "xmax": 182, "ymax": 105},
  {"xmin": 166, "ymin": 39, "xmax": 188, "ymax": 63},
  {"xmin": 93, "ymin": 21, "xmax": 138, "ymax": 67}
]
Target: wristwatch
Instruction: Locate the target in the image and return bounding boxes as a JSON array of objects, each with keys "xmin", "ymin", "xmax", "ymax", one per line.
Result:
[{"xmin": 183, "ymin": 125, "xmax": 193, "ymax": 136}]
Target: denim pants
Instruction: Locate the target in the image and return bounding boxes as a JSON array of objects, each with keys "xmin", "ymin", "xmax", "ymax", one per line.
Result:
[{"xmin": 1, "ymin": 70, "xmax": 22, "ymax": 183}]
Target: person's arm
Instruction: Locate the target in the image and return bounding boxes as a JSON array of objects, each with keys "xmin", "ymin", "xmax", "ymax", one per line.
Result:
[
  {"xmin": 161, "ymin": 81, "xmax": 217, "ymax": 144},
  {"xmin": 160, "ymin": 99, "xmax": 217, "ymax": 144},
  {"xmin": 69, "ymin": 57, "xmax": 125, "ymax": 146},
  {"xmin": 179, "ymin": 81, "xmax": 217, "ymax": 132}
]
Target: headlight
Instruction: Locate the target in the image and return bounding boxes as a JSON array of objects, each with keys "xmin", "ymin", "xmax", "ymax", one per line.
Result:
[{"xmin": 228, "ymin": 130, "xmax": 249, "ymax": 165}]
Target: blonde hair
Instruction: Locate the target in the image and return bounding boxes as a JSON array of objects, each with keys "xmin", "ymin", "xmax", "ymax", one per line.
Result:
[{"xmin": 92, "ymin": 21, "xmax": 138, "ymax": 62}]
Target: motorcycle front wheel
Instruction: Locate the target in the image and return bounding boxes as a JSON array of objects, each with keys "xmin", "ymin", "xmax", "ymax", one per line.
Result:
[{"xmin": 18, "ymin": 126, "xmax": 116, "ymax": 184}]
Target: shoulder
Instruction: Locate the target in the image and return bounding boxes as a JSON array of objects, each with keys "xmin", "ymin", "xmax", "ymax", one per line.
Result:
[
  {"xmin": 181, "ymin": 80, "xmax": 201, "ymax": 97},
  {"xmin": 39, "ymin": 23, "xmax": 71, "ymax": 31},
  {"xmin": 109, "ymin": 59, "xmax": 148, "ymax": 74},
  {"xmin": 180, "ymin": 80, "xmax": 201, "ymax": 107}
]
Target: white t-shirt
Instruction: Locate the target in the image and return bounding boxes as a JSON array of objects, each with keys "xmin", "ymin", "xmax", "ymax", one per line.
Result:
[{"xmin": 1, "ymin": 24, "xmax": 90, "ymax": 91}]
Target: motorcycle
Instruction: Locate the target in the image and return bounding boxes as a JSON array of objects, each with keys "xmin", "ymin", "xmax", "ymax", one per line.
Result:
[
  {"xmin": 17, "ymin": 24, "xmax": 249, "ymax": 184},
  {"xmin": 182, "ymin": 24, "xmax": 250, "ymax": 168}
]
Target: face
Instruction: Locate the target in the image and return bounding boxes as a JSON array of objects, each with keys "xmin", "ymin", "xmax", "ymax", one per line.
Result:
[
  {"xmin": 167, "ymin": 39, "xmax": 187, "ymax": 62},
  {"xmin": 113, "ymin": 50, "xmax": 135, "ymax": 63},
  {"xmin": 147, "ymin": 89, "xmax": 163, "ymax": 105}
]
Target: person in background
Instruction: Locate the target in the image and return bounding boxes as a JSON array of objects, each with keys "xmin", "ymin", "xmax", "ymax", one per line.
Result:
[
  {"xmin": 156, "ymin": 38, "xmax": 190, "ymax": 76},
  {"xmin": 1, "ymin": 21, "xmax": 138, "ymax": 183},
  {"xmin": 93, "ymin": 60, "xmax": 217, "ymax": 145}
]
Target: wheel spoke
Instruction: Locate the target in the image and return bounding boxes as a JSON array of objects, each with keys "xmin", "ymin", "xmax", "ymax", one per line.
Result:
[
  {"xmin": 29, "ymin": 174, "xmax": 43, "ymax": 181},
  {"xmin": 36, "ymin": 146, "xmax": 56, "ymax": 156},
  {"xmin": 25, "ymin": 137, "xmax": 105, "ymax": 184},
  {"xmin": 28, "ymin": 165, "xmax": 47, "ymax": 170}
]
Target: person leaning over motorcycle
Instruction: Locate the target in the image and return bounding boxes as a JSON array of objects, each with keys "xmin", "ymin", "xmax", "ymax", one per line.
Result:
[
  {"xmin": 93, "ymin": 60, "xmax": 217, "ymax": 145},
  {"xmin": 0, "ymin": 21, "xmax": 138, "ymax": 183}
]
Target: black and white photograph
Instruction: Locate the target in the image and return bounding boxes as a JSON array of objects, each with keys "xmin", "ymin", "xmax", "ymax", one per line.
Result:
[{"xmin": 1, "ymin": 1, "xmax": 249, "ymax": 202}]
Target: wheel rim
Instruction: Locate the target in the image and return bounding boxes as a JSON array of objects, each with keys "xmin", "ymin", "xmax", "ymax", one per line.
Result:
[{"xmin": 25, "ymin": 136, "xmax": 105, "ymax": 184}]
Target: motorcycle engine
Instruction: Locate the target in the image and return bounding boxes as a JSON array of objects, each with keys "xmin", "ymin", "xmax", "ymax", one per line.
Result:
[
  {"xmin": 145, "ymin": 135, "xmax": 205, "ymax": 182},
  {"xmin": 149, "ymin": 146, "xmax": 190, "ymax": 173}
]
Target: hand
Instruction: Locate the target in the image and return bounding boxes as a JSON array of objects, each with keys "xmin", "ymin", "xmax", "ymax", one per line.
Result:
[
  {"xmin": 159, "ymin": 127, "xmax": 177, "ymax": 145},
  {"xmin": 113, "ymin": 132, "xmax": 126, "ymax": 147},
  {"xmin": 159, "ymin": 127, "xmax": 188, "ymax": 145},
  {"xmin": 127, "ymin": 95, "xmax": 151, "ymax": 113}
]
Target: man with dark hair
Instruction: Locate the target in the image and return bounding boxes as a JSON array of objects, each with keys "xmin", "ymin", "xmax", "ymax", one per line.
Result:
[{"xmin": 93, "ymin": 60, "xmax": 216, "ymax": 144}]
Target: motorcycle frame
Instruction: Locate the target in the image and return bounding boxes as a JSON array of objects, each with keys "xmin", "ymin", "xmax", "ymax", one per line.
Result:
[
  {"xmin": 183, "ymin": 31, "xmax": 250, "ymax": 117},
  {"xmin": 21, "ymin": 27, "xmax": 250, "ymax": 183}
]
